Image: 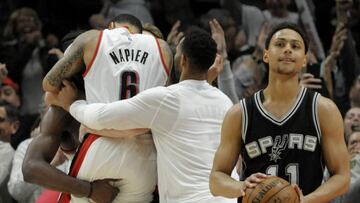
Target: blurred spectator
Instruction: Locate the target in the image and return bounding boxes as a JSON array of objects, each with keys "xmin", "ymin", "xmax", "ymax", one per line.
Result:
[
  {"xmin": 0, "ymin": 102, "xmax": 20, "ymax": 203},
  {"xmin": 263, "ymin": 0, "xmax": 299, "ymax": 26},
  {"xmin": 328, "ymin": 131, "xmax": 360, "ymax": 203},
  {"xmin": 1, "ymin": 76, "xmax": 39, "ymax": 150},
  {"xmin": 328, "ymin": 23, "xmax": 360, "ymax": 115},
  {"xmin": 344, "ymin": 107, "xmax": 360, "ymax": 142},
  {"xmin": 0, "ymin": 7, "xmax": 58, "ymax": 117},
  {"xmin": 232, "ymin": 55, "xmax": 264, "ymax": 99},
  {"xmin": 89, "ymin": 0, "xmax": 154, "ymax": 29},
  {"xmin": 199, "ymin": 9, "xmax": 246, "ymax": 62},
  {"xmin": 1, "ymin": 77, "xmax": 21, "ymax": 108},
  {"xmin": 8, "ymin": 126, "xmax": 70, "ymax": 203},
  {"xmin": 7, "ymin": 127, "xmax": 42, "ymax": 203},
  {"xmin": 220, "ymin": 0, "xmax": 265, "ymax": 49},
  {"xmin": 350, "ymin": 75, "xmax": 360, "ymax": 107}
]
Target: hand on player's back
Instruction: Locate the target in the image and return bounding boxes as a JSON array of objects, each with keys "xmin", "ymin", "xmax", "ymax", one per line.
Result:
[{"xmin": 90, "ymin": 179, "xmax": 120, "ymax": 203}]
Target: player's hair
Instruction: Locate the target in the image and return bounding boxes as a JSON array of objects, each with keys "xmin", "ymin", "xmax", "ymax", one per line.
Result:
[
  {"xmin": 265, "ymin": 22, "xmax": 309, "ymax": 53},
  {"xmin": 111, "ymin": 14, "xmax": 143, "ymax": 33},
  {"xmin": 180, "ymin": 28, "xmax": 217, "ymax": 72},
  {"xmin": 143, "ymin": 23, "xmax": 164, "ymax": 39},
  {"xmin": 0, "ymin": 102, "xmax": 20, "ymax": 122}
]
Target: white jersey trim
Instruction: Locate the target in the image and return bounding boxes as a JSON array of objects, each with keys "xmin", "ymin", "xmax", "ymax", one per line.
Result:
[
  {"xmin": 83, "ymin": 31, "xmax": 103, "ymax": 78},
  {"xmin": 255, "ymin": 86, "xmax": 306, "ymax": 126},
  {"xmin": 312, "ymin": 92, "xmax": 322, "ymax": 143},
  {"xmin": 240, "ymin": 99, "xmax": 248, "ymax": 143}
]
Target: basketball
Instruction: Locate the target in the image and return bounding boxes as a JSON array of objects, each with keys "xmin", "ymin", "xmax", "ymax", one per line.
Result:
[{"xmin": 242, "ymin": 176, "xmax": 300, "ymax": 203}]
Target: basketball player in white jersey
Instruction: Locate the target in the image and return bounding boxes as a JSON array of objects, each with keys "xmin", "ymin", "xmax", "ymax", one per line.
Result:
[
  {"xmin": 47, "ymin": 27, "xmax": 237, "ymax": 203},
  {"xmin": 29, "ymin": 14, "xmax": 172, "ymax": 203}
]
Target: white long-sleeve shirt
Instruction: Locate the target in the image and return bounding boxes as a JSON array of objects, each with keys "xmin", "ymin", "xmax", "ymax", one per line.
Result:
[
  {"xmin": 70, "ymin": 80, "xmax": 236, "ymax": 203},
  {"xmin": 7, "ymin": 138, "xmax": 42, "ymax": 203},
  {"xmin": 0, "ymin": 141, "xmax": 14, "ymax": 185}
]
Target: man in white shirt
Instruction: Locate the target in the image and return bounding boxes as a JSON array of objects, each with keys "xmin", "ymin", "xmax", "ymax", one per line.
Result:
[
  {"xmin": 49, "ymin": 28, "xmax": 236, "ymax": 203},
  {"xmin": 0, "ymin": 103, "xmax": 19, "ymax": 202}
]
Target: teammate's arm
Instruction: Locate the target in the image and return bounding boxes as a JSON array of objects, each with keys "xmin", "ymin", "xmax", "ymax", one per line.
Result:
[
  {"xmin": 68, "ymin": 91, "xmax": 161, "ymax": 131},
  {"xmin": 43, "ymin": 30, "xmax": 99, "ymax": 93},
  {"xmin": 304, "ymin": 96, "xmax": 350, "ymax": 203},
  {"xmin": 22, "ymin": 107, "xmax": 119, "ymax": 202},
  {"xmin": 22, "ymin": 107, "xmax": 91, "ymax": 197}
]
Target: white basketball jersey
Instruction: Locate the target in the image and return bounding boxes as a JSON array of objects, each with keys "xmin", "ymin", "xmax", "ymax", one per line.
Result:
[
  {"xmin": 84, "ymin": 27, "xmax": 169, "ymax": 103},
  {"xmin": 69, "ymin": 28, "xmax": 168, "ymax": 203}
]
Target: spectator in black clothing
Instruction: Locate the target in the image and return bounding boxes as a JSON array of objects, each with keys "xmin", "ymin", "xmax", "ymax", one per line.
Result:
[{"xmin": 0, "ymin": 7, "xmax": 58, "ymax": 117}]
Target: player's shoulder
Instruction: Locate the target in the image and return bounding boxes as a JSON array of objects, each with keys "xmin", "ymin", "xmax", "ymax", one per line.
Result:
[
  {"xmin": 225, "ymin": 103, "xmax": 242, "ymax": 118},
  {"xmin": 140, "ymin": 86, "xmax": 170, "ymax": 98},
  {"xmin": 211, "ymin": 85, "xmax": 234, "ymax": 107},
  {"xmin": 315, "ymin": 95, "xmax": 343, "ymax": 124},
  {"xmin": 77, "ymin": 29, "xmax": 101, "ymax": 43},
  {"xmin": 316, "ymin": 95, "xmax": 339, "ymax": 113}
]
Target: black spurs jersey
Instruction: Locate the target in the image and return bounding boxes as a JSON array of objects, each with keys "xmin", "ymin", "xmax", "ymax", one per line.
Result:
[{"xmin": 239, "ymin": 87, "xmax": 324, "ymax": 195}]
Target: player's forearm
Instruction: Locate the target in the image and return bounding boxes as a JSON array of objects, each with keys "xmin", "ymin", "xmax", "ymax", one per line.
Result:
[
  {"xmin": 70, "ymin": 100, "xmax": 142, "ymax": 131},
  {"xmin": 43, "ymin": 75, "xmax": 61, "ymax": 93},
  {"xmin": 209, "ymin": 171, "xmax": 244, "ymax": 198},
  {"xmin": 69, "ymin": 100, "xmax": 106, "ymax": 130},
  {"xmin": 23, "ymin": 160, "xmax": 90, "ymax": 197},
  {"xmin": 305, "ymin": 173, "xmax": 350, "ymax": 203}
]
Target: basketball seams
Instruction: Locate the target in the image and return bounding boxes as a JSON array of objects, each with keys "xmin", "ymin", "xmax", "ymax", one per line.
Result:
[
  {"xmin": 264, "ymin": 183, "xmax": 290, "ymax": 202},
  {"xmin": 243, "ymin": 177, "xmax": 299, "ymax": 203}
]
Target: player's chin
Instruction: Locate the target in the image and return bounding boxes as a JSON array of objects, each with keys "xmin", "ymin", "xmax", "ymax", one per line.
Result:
[{"xmin": 276, "ymin": 66, "xmax": 297, "ymax": 75}]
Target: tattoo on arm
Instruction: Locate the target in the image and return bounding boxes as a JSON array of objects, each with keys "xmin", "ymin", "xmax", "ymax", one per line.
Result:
[{"xmin": 46, "ymin": 45, "xmax": 85, "ymax": 89}]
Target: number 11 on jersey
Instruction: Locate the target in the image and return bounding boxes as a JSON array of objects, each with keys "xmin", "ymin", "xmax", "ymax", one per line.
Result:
[{"xmin": 266, "ymin": 163, "xmax": 299, "ymax": 184}]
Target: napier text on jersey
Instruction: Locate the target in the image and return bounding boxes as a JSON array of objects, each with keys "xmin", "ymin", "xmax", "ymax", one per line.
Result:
[{"xmin": 109, "ymin": 48, "xmax": 149, "ymax": 65}]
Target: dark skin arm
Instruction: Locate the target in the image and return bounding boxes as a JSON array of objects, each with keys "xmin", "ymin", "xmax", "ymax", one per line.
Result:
[
  {"xmin": 23, "ymin": 106, "xmax": 90, "ymax": 196},
  {"xmin": 22, "ymin": 106, "xmax": 119, "ymax": 203}
]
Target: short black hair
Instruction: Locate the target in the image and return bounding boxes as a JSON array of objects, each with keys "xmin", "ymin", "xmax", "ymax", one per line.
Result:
[
  {"xmin": 0, "ymin": 102, "xmax": 19, "ymax": 122},
  {"xmin": 60, "ymin": 30, "xmax": 86, "ymax": 51},
  {"xmin": 265, "ymin": 23, "xmax": 309, "ymax": 53},
  {"xmin": 111, "ymin": 14, "xmax": 143, "ymax": 33},
  {"xmin": 180, "ymin": 28, "xmax": 217, "ymax": 71}
]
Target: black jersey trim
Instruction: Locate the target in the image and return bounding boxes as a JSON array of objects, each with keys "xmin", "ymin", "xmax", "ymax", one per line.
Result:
[
  {"xmin": 312, "ymin": 93, "xmax": 322, "ymax": 143},
  {"xmin": 240, "ymin": 99, "xmax": 248, "ymax": 142},
  {"xmin": 254, "ymin": 86, "xmax": 306, "ymax": 126}
]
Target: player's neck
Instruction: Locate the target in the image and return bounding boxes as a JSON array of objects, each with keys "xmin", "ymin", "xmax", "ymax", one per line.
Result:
[
  {"xmin": 179, "ymin": 70, "xmax": 207, "ymax": 82},
  {"xmin": 264, "ymin": 75, "xmax": 301, "ymax": 102}
]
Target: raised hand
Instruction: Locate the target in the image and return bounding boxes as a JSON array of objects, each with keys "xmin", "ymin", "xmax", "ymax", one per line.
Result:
[
  {"xmin": 0, "ymin": 63, "xmax": 8, "ymax": 82},
  {"xmin": 166, "ymin": 20, "xmax": 184, "ymax": 52},
  {"xmin": 207, "ymin": 54, "xmax": 224, "ymax": 84},
  {"xmin": 300, "ymin": 73, "xmax": 322, "ymax": 90},
  {"xmin": 209, "ymin": 19, "xmax": 227, "ymax": 59}
]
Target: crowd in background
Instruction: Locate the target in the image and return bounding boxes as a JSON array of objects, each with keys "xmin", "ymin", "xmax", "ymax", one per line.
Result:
[{"xmin": 0, "ymin": 0, "xmax": 359, "ymax": 202}]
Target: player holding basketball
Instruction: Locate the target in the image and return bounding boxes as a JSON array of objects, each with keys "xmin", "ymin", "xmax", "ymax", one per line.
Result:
[
  {"xmin": 35, "ymin": 14, "xmax": 172, "ymax": 203},
  {"xmin": 209, "ymin": 23, "xmax": 350, "ymax": 203}
]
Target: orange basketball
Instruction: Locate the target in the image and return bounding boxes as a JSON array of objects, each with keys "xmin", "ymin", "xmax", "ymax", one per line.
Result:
[{"xmin": 242, "ymin": 176, "xmax": 300, "ymax": 203}]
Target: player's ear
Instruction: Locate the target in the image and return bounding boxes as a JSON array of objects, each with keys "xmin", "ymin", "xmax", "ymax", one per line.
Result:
[
  {"xmin": 263, "ymin": 49, "xmax": 269, "ymax": 64},
  {"xmin": 181, "ymin": 54, "xmax": 186, "ymax": 67},
  {"xmin": 303, "ymin": 54, "xmax": 307, "ymax": 68},
  {"xmin": 108, "ymin": 22, "xmax": 114, "ymax": 30}
]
